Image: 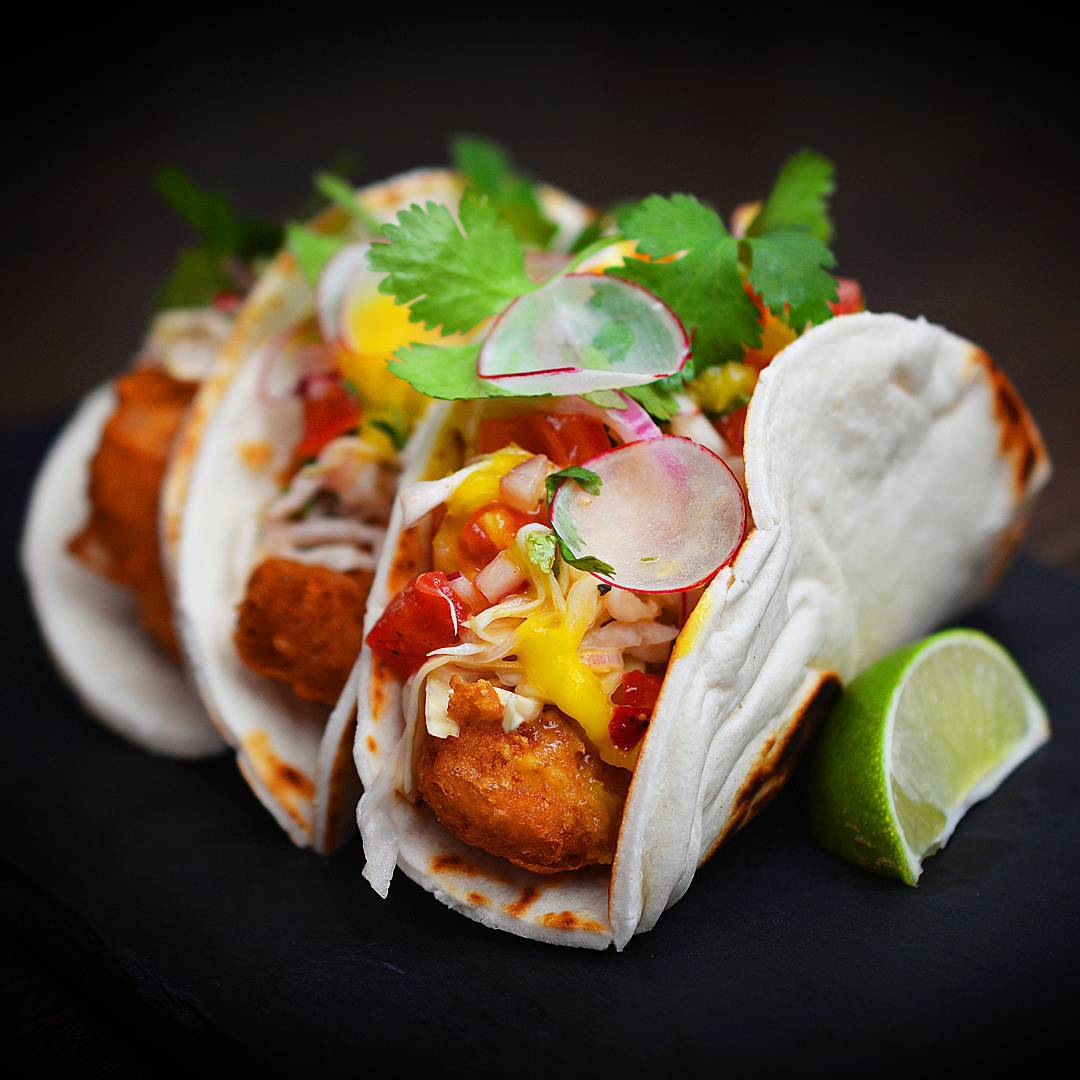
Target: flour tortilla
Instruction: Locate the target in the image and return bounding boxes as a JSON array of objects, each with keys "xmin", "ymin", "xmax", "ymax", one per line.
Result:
[
  {"xmin": 175, "ymin": 169, "xmax": 593, "ymax": 852},
  {"xmin": 20, "ymin": 383, "xmax": 223, "ymax": 758},
  {"xmin": 355, "ymin": 311, "xmax": 1050, "ymax": 948}
]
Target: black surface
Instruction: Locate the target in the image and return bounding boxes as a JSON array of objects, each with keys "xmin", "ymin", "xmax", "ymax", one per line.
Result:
[{"xmin": 3, "ymin": 416, "xmax": 1078, "ymax": 1074}]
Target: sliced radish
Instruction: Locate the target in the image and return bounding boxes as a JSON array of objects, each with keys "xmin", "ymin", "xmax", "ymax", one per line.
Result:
[
  {"xmin": 525, "ymin": 250, "xmax": 571, "ymax": 283},
  {"xmin": 550, "ymin": 436, "xmax": 747, "ymax": 593},
  {"xmin": 316, "ymin": 242, "xmax": 373, "ymax": 346},
  {"xmin": 477, "ymin": 274, "xmax": 689, "ymax": 396}
]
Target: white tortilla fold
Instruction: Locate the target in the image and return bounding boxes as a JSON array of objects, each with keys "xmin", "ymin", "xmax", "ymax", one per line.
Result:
[
  {"xmin": 355, "ymin": 311, "xmax": 1050, "ymax": 948},
  {"xmin": 20, "ymin": 383, "xmax": 223, "ymax": 759},
  {"xmin": 175, "ymin": 168, "xmax": 593, "ymax": 852}
]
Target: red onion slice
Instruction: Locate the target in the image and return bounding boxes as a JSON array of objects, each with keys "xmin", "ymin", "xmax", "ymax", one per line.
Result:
[
  {"xmin": 475, "ymin": 552, "xmax": 527, "ymax": 603},
  {"xmin": 477, "ymin": 274, "xmax": 690, "ymax": 397},
  {"xmin": 550, "ymin": 436, "xmax": 747, "ymax": 593},
  {"xmin": 256, "ymin": 322, "xmax": 333, "ymax": 407}
]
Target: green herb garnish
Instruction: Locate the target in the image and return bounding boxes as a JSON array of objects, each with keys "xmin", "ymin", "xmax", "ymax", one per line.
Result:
[
  {"xmin": 370, "ymin": 190, "xmax": 534, "ymax": 335},
  {"xmin": 545, "ymin": 466, "xmax": 603, "ymax": 505},
  {"xmin": 526, "ymin": 530, "xmax": 559, "ymax": 575},
  {"xmin": 451, "ymin": 136, "xmax": 557, "ymax": 249},
  {"xmin": 368, "ymin": 412, "xmax": 409, "ymax": 451},
  {"xmin": 388, "ymin": 342, "xmax": 509, "ymax": 400},
  {"xmin": 155, "ymin": 167, "xmax": 283, "ymax": 308},
  {"xmin": 286, "ymin": 224, "xmax": 348, "ymax": 285},
  {"xmin": 314, "ymin": 171, "xmax": 381, "ymax": 234},
  {"xmin": 556, "ymin": 536, "xmax": 615, "ymax": 577},
  {"xmin": 609, "ymin": 150, "xmax": 838, "ymax": 372}
]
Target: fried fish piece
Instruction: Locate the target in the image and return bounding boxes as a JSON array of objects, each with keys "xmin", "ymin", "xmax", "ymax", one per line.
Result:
[
  {"xmin": 68, "ymin": 367, "xmax": 197, "ymax": 656},
  {"xmin": 234, "ymin": 557, "xmax": 372, "ymax": 707},
  {"xmin": 417, "ymin": 680, "xmax": 628, "ymax": 874}
]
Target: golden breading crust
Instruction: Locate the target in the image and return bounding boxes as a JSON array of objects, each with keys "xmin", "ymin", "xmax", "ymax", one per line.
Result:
[
  {"xmin": 417, "ymin": 680, "xmax": 628, "ymax": 874},
  {"xmin": 234, "ymin": 557, "xmax": 372, "ymax": 707},
  {"xmin": 69, "ymin": 368, "xmax": 197, "ymax": 656}
]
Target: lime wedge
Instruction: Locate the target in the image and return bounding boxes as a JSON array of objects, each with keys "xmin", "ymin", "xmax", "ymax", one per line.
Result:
[{"xmin": 808, "ymin": 629, "xmax": 1049, "ymax": 884}]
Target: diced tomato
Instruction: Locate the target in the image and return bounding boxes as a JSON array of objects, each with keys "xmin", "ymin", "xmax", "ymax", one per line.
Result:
[
  {"xmin": 477, "ymin": 413, "xmax": 611, "ymax": 466},
  {"xmin": 829, "ymin": 277, "xmax": 865, "ymax": 316},
  {"xmin": 609, "ymin": 671, "xmax": 664, "ymax": 752},
  {"xmin": 365, "ymin": 571, "xmax": 469, "ymax": 680},
  {"xmin": 294, "ymin": 379, "xmax": 362, "ymax": 462},
  {"xmin": 460, "ymin": 502, "xmax": 545, "ymax": 565},
  {"xmin": 613, "ymin": 671, "xmax": 664, "ymax": 710},
  {"xmin": 715, "ymin": 405, "xmax": 748, "ymax": 456}
]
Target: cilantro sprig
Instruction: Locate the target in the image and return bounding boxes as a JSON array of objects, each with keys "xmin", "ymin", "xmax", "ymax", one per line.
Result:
[
  {"xmin": 609, "ymin": 150, "xmax": 839, "ymax": 373},
  {"xmin": 369, "ymin": 190, "xmax": 534, "ymax": 335},
  {"xmin": 544, "ymin": 466, "xmax": 602, "ymax": 505},
  {"xmin": 286, "ymin": 170, "xmax": 385, "ymax": 285},
  {"xmin": 451, "ymin": 136, "xmax": 557, "ymax": 249},
  {"xmin": 155, "ymin": 167, "xmax": 283, "ymax": 308},
  {"xmin": 525, "ymin": 527, "xmax": 615, "ymax": 579}
]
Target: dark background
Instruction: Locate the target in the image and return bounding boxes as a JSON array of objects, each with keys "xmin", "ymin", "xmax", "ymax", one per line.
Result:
[{"xmin": 3, "ymin": 12, "xmax": 1078, "ymax": 1073}]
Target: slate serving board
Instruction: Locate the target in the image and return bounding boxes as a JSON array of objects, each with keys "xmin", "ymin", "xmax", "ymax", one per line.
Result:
[{"xmin": 3, "ymin": 418, "xmax": 1078, "ymax": 1074}]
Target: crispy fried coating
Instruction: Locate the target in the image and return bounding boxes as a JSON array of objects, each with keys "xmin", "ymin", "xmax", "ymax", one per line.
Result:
[
  {"xmin": 446, "ymin": 675, "xmax": 504, "ymax": 727},
  {"xmin": 68, "ymin": 368, "xmax": 197, "ymax": 656},
  {"xmin": 417, "ymin": 684, "xmax": 628, "ymax": 874},
  {"xmin": 234, "ymin": 557, "xmax": 372, "ymax": 707}
]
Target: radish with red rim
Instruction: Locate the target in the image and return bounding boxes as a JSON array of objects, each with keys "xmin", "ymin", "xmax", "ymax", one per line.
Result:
[
  {"xmin": 550, "ymin": 436, "xmax": 747, "ymax": 593},
  {"xmin": 477, "ymin": 274, "xmax": 690, "ymax": 397}
]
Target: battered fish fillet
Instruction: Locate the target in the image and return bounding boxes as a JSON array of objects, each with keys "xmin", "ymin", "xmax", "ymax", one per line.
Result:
[
  {"xmin": 234, "ymin": 557, "xmax": 372, "ymax": 707},
  {"xmin": 417, "ymin": 678, "xmax": 628, "ymax": 874},
  {"xmin": 69, "ymin": 367, "xmax": 197, "ymax": 656}
]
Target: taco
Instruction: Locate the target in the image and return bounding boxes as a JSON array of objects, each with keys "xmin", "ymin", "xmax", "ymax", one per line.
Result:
[
  {"xmin": 175, "ymin": 153, "xmax": 593, "ymax": 851},
  {"xmin": 20, "ymin": 171, "xmax": 280, "ymax": 757},
  {"xmin": 354, "ymin": 153, "xmax": 1049, "ymax": 947}
]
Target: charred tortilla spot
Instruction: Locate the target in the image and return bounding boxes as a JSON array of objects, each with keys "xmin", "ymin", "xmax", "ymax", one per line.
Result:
[
  {"xmin": 243, "ymin": 730, "xmax": 315, "ymax": 832},
  {"xmin": 468, "ymin": 891, "xmax": 490, "ymax": 906},
  {"xmin": 971, "ymin": 349, "xmax": 1047, "ymax": 499},
  {"xmin": 366, "ymin": 734, "xmax": 378, "ymax": 754},
  {"xmin": 539, "ymin": 910, "xmax": 606, "ymax": 934},
  {"xmin": 389, "ymin": 528, "xmax": 424, "ymax": 593},
  {"xmin": 431, "ymin": 852, "xmax": 479, "ymax": 876},
  {"xmin": 237, "ymin": 439, "xmax": 273, "ymax": 471},
  {"xmin": 705, "ymin": 673, "xmax": 840, "ymax": 861},
  {"xmin": 503, "ymin": 885, "xmax": 541, "ymax": 918},
  {"xmin": 321, "ymin": 709, "xmax": 358, "ymax": 850},
  {"xmin": 370, "ymin": 671, "xmax": 387, "ymax": 716}
]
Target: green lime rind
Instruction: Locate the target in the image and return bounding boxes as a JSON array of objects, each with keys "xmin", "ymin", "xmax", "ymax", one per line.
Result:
[
  {"xmin": 808, "ymin": 628, "xmax": 1049, "ymax": 887},
  {"xmin": 808, "ymin": 641, "xmax": 923, "ymax": 885}
]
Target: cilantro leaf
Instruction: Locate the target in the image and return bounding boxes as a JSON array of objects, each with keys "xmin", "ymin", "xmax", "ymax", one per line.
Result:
[
  {"xmin": 286, "ymin": 224, "xmax": 348, "ymax": 284},
  {"xmin": 156, "ymin": 167, "xmax": 281, "ymax": 259},
  {"xmin": 746, "ymin": 228, "xmax": 837, "ymax": 327},
  {"xmin": 368, "ymin": 414, "xmax": 409, "ymax": 451},
  {"xmin": 387, "ymin": 342, "xmax": 510, "ymax": 400},
  {"xmin": 556, "ymin": 536, "xmax": 615, "ymax": 577},
  {"xmin": 451, "ymin": 136, "xmax": 557, "ymax": 249},
  {"xmin": 314, "ymin": 171, "xmax": 381, "ymax": 234},
  {"xmin": 156, "ymin": 246, "xmax": 236, "ymax": 309},
  {"xmin": 568, "ymin": 201, "xmax": 637, "ymax": 255},
  {"xmin": 611, "ymin": 194, "xmax": 762, "ymax": 370},
  {"xmin": 624, "ymin": 382, "xmax": 682, "ymax": 421},
  {"xmin": 545, "ymin": 466, "xmax": 603, "ymax": 505},
  {"xmin": 748, "ymin": 150, "xmax": 835, "ymax": 244},
  {"xmin": 370, "ymin": 190, "xmax": 534, "ymax": 335}
]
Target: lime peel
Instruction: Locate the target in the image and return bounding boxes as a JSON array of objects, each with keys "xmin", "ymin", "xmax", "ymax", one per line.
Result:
[{"xmin": 809, "ymin": 628, "xmax": 1049, "ymax": 885}]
